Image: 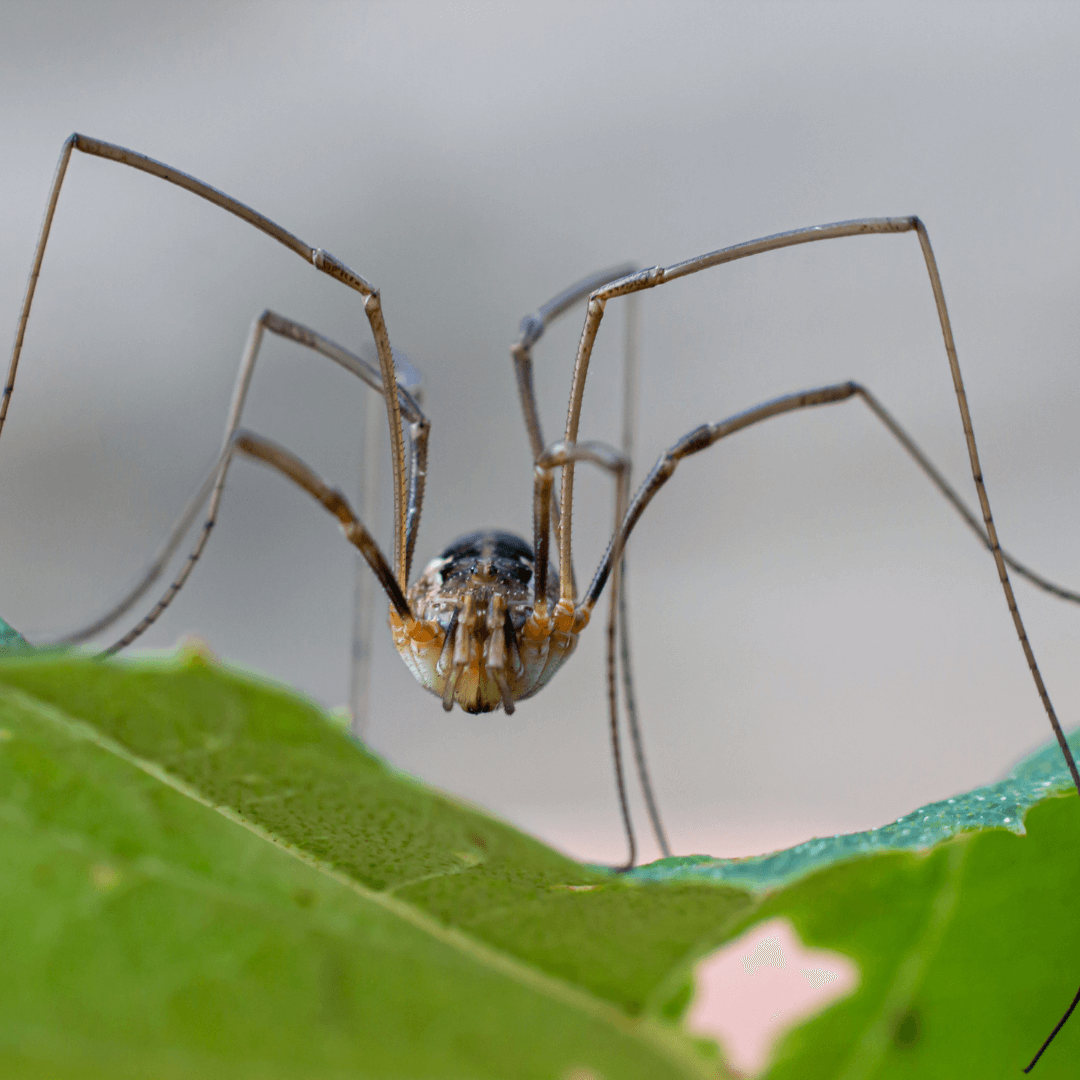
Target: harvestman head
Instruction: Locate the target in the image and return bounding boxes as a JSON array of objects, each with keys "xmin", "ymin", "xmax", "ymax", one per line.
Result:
[{"xmin": 5, "ymin": 134, "xmax": 1080, "ymax": 1070}]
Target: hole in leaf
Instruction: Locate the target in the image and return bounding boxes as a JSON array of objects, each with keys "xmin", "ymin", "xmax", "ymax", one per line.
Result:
[{"xmin": 684, "ymin": 916, "xmax": 859, "ymax": 1076}]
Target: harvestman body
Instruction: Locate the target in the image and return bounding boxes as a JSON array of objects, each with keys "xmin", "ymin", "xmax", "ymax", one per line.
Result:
[{"xmin": 5, "ymin": 134, "xmax": 1080, "ymax": 1070}]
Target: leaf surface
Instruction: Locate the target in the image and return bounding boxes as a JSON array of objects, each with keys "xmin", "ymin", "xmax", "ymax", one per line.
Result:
[
  {"xmin": 0, "ymin": 653, "xmax": 735, "ymax": 1079},
  {"xmin": 1, "ymin": 651, "xmax": 1078, "ymax": 1077}
]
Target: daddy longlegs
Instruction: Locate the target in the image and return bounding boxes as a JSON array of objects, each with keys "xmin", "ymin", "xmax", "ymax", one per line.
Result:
[{"xmin": 5, "ymin": 134, "xmax": 1080, "ymax": 1070}]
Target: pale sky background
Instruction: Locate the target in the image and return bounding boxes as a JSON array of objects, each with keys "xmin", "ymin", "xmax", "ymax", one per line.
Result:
[{"xmin": 1, "ymin": 1, "xmax": 1079, "ymax": 866}]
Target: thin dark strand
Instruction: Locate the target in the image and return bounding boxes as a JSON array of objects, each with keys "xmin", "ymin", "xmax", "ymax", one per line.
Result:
[
  {"xmin": 231, "ymin": 430, "xmax": 410, "ymax": 618},
  {"xmin": 52, "ymin": 454, "xmax": 224, "ymax": 643},
  {"xmin": 615, "ymin": 290, "xmax": 673, "ymax": 857},
  {"xmin": 6, "ymin": 136, "xmax": 412, "ymax": 610},
  {"xmin": 1, "ymin": 136, "xmax": 75, "ymax": 439},
  {"xmin": 582, "ymin": 382, "xmax": 1080, "ymax": 616},
  {"xmin": 910, "ymin": 223, "xmax": 1080, "ymax": 811},
  {"xmin": 557, "ymin": 218, "xmax": 918, "ymax": 605},
  {"xmin": 607, "ymin": 567, "xmax": 636, "ymax": 872},
  {"xmin": 584, "ymin": 384, "xmax": 860, "ymax": 610},
  {"xmin": 1024, "ymin": 982, "xmax": 1080, "ymax": 1072},
  {"xmin": 103, "ymin": 455, "xmax": 235, "ymax": 654},
  {"xmin": 617, "ymin": 560, "xmax": 672, "ymax": 858},
  {"xmin": 859, "ymin": 389, "xmax": 1080, "ymax": 604},
  {"xmin": 607, "ymin": 448, "xmax": 636, "ymax": 870},
  {"xmin": 404, "ymin": 417, "xmax": 431, "ymax": 580},
  {"xmin": 79, "ymin": 310, "xmax": 422, "ymax": 651},
  {"xmin": 512, "ymin": 265, "xmax": 634, "ymax": 602}
]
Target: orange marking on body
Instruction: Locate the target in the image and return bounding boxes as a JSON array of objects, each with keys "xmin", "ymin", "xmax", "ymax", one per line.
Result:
[{"xmin": 552, "ymin": 599, "xmax": 576, "ymax": 634}]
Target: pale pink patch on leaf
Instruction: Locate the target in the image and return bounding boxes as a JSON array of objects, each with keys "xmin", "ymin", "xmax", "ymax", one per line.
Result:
[{"xmin": 684, "ymin": 916, "xmax": 859, "ymax": 1077}]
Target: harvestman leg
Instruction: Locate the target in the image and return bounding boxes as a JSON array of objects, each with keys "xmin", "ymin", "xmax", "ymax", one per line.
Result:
[
  {"xmin": 513, "ymin": 262, "xmax": 634, "ymax": 594},
  {"xmin": 3, "ymin": 134, "xmax": 415, "ymax": 602},
  {"xmin": 352, "ymin": 353, "xmax": 423, "ymax": 738},
  {"xmin": 531, "ymin": 438, "xmax": 637, "ymax": 867},
  {"xmin": 5, "ymin": 135, "xmax": 430, "ymax": 735},
  {"xmin": 517, "ymin": 240, "xmax": 1080, "ymax": 870},
  {"xmin": 514, "ymin": 274, "xmax": 673, "ymax": 860},
  {"xmin": 557, "ymin": 217, "xmax": 1080, "ymax": 794},
  {"xmin": 513, "ymin": 266, "xmax": 636, "ymax": 463},
  {"xmin": 554, "ymin": 217, "xmax": 1080, "ymax": 1068},
  {"xmin": 48, "ymin": 311, "xmax": 427, "ymax": 655},
  {"xmin": 612, "ymin": 294, "xmax": 673, "ymax": 854},
  {"xmin": 575, "ymin": 380, "xmax": 1080, "ymax": 1064},
  {"xmin": 229, "ymin": 430, "xmax": 411, "ymax": 620}
]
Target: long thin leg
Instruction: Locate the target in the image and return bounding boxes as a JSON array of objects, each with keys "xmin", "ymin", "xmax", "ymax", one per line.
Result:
[
  {"xmin": 351, "ymin": 386, "xmax": 385, "ymax": 740},
  {"xmin": 351, "ymin": 351, "xmax": 425, "ymax": 738},
  {"xmin": 531, "ymin": 438, "xmax": 637, "ymax": 869},
  {"xmin": 4, "ymin": 135, "xmax": 411, "ymax": 591},
  {"xmin": 513, "ymin": 267, "xmax": 673, "ymax": 861},
  {"xmin": 230, "ymin": 430, "xmax": 410, "ymax": 620},
  {"xmin": 559, "ymin": 215, "xmax": 1080, "ymax": 886},
  {"xmin": 512, "ymin": 262, "xmax": 636, "ymax": 461},
  {"xmin": 512, "ymin": 262, "xmax": 636, "ymax": 595},
  {"xmin": 55, "ymin": 310, "xmax": 426, "ymax": 651},
  {"xmin": 857, "ymin": 391, "xmax": 1080, "ymax": 604},
  {"xmin": 576, "ymin": 377, "xmax": 1080, "ymax": 1060},
  {"xmin": 583, "ymin": 377, "xmax": 1080, "ymax": 662},
  {"xmin": 617, "ymin": 570, "xmax": 671, "ymax": 858},
  {"xmin": 1024, "ymin": 985, "xmax": 1080, "ymax": 1071},
  {"xmin": 585, "ymin": 376, "xmax": 1080, "ymax": 612},
  {"xmin": 557, "ymin": 220, "xmax": 912, "ymax": 604},
  {"xmin": 53, "ymin": 452, "xmax": 227, "ymax": 644},
  {"xmin": 582, "ymin": 374, "xmax": 1080, "ymax": 817},
  {"xmin": 615, "ymin": 292, "xmax": 672, "ymax": 858}
]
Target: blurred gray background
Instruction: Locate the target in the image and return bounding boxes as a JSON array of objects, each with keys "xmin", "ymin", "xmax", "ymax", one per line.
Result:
[{"xmin": 2, "ymin": 0, "xmax": 1079, "ymax": 865}]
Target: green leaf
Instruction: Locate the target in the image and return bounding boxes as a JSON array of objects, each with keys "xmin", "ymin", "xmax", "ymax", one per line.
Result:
[
  {"xmin": 632, "ymin": 732, "xmax": 1080, "ymax": 1076},
  {"xmin": 1, "ymin": 650, "xmax": 1078, "ymax": 1078},
  {"xmin": 0, "ymin": 652, "xmax": 740, "ymax": 1079},
  {"xmin": 0, "ymin": 614, "xmax": 26, "ymax": 649}
]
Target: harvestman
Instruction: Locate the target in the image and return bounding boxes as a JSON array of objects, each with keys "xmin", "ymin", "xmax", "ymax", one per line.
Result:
[{"xmin": 5, "ymin": 134, "xmax": 1080, "ymax": 1070}]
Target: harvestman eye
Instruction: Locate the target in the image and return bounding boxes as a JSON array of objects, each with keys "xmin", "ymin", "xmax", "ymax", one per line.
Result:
[{"xmin": 5, "ymin": 134, "xmax": 1080, "ymax": 1070}]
